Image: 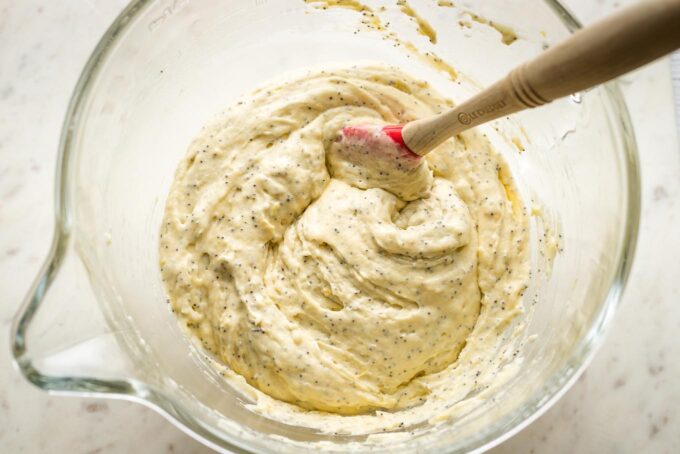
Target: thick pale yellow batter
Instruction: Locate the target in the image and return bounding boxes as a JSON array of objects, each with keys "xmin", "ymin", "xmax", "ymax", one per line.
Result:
[{"xmin": 160, "ymin": 65, "xmax": 529, "ymax": 427}]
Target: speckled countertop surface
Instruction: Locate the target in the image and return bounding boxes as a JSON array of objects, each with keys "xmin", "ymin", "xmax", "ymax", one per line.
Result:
[{"xmin": 1, "ymin": 1, "xmax": 678, "ymax": 453}]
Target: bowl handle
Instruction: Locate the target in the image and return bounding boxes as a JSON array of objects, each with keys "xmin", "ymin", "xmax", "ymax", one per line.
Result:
[{"xmin": 10, "ymin": 228, "xmax": 138, "ymax": 395}]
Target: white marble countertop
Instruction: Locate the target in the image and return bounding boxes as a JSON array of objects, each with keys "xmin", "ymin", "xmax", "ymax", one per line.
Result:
[{"xmin": 1, "ymin": 1, "xmax": 678, "ymax": 453}]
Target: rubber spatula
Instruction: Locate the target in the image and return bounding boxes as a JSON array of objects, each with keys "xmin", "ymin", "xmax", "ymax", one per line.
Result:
[{"xmin": 341, "ymin": 0, "xmax": 680, "ymax": 157}]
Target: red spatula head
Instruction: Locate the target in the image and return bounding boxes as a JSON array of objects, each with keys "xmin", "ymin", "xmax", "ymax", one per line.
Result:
[{"xmin": 340, "ymin": 124, "xmax": 419, "ymax": 159}]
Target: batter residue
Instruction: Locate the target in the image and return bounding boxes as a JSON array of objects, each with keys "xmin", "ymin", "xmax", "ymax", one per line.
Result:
[{"xmin": 160, "ymin": 64, "xmax": 529, "ymax": 429}]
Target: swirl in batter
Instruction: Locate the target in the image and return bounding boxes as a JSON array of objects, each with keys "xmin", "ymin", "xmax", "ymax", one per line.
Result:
[{"xmin": 160, "ymin": 65, "xmax": 529, "ymax": 421}]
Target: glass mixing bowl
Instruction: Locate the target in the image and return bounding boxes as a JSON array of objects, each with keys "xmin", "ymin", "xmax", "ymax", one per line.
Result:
[{"xmin": 11, "ymin": 0, "xmax": 639, "ymax": 452}]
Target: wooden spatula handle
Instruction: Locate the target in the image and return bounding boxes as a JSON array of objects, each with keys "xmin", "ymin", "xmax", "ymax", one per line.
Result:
[{"xmin": 402, "ymin": 0, "xmax": 680, "ymax": 156}]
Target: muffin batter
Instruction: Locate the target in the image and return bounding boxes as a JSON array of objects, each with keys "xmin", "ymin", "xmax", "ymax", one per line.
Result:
[{"xmin": 160, "ymin": 65, "xmax": 529, "ymax": 424}]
